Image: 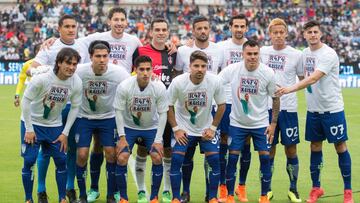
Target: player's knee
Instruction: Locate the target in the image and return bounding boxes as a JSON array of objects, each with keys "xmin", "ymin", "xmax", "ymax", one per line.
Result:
[
  {"xmin": 137, "ymin": 145, "xmax": 148, "ymax": 157},
  {"xmin": 269, "ymin": 145, "xmax": 276, "ymax": 157},
  {"xmin": 104, "ymin": 147, "xmax": 116, "ymax": 163},
  {"xmin": 310, "ymin": 141, "xmax": 322, "ymax": 151},
  {"xmin": 285, "ymin": 145, "xmax": 297, "ymax": 158},
  {"xmin": 77, "ymin": 149, "xmax": 89, "ymax": 166},
  {"xmin": 164, "ymin": 147, "xmax": 172, "ymax": 158},
  {"xmin": 258, "ymin": 150, "xmax": 269, "ymax": 156},
  {"xmin": 150, "ymin": 152, "xmax": 162, "ymax": 165},
  {"xmin": 117, "ymin": 153, "xmax": 130, "ymax": 166},
  {"xmin": 334, "ymin": 141, "xmax": 347, "ymax": 153}
]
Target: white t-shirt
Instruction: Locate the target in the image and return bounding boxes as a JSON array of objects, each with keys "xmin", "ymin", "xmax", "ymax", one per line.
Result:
[
  {"xmin": 218, "ymin": 38, "xmax": 246, "ymax": 104},
  {"xmin": 302, "ymin": 44, "xmax": 344, "ymax": 112},
  {"xmin": 113, "ymin": 76, "xmax": 168, "ymax": 130},
  {"xmin": 168, "ymin": 72, "xmax": 226, "ymax": 136},
  {"xmin": 83, "ymin": 31, "xmax": 142, "ymax": 72},
  {"xmin": 76, "ymin": 63, "xmax": 130, "ymax": 119},
  {"xmin": 34, "ymin": 39, "xmax": 88, "ymax": 65},
  {"xmin": 219, "ymin": 62, "xmax": 277, "ymax": 129},
  {"xmin": 23, "ymin": 71, "xmax": 82, "ymax": 127},
  {"xmin": 260, "ymin": 45, "xmax": 303, "ymax": 112},
  {"xmin": 175, "ymin": 42, "xmax": 224, "ymax": 74}
]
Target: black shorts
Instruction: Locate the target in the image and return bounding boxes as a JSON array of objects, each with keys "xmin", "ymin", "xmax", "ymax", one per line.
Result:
[{"xmin": 135, "ymin": 121, "xmax": 172, "ymax": 149}]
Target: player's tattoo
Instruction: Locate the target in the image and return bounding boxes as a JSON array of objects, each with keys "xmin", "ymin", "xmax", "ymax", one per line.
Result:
[{"xmin": 271, "ymin": 97, "xmax": 280, "ymax": 124}]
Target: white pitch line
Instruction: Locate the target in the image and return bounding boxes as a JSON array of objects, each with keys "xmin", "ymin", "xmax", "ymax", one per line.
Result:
[{"xmin": 128, "ymin": 155, "xmax": 150, "ymax": 200}]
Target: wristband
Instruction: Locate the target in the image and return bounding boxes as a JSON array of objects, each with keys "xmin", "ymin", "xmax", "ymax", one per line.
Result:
[
  {"xmin": 210, "ymin": 125, "xmax": 217, "ymax": 131},
  {"xmin": 172, "ymin": 126, "xmax": 179, "ymax": 132}
]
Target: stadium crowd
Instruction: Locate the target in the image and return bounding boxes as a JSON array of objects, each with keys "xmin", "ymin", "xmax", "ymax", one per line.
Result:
[{"xmin": 0, "ymin": 0, "xmax": 359, "ymax": 62}]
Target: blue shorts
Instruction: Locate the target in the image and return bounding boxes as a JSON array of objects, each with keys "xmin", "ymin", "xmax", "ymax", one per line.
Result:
[
  {"xmin": 305, "ymin": 111, "xmax": 348, "ymax": 143},
  {"xmin": 171, "ymin": 133, "xmax": 220, "ymax": 154},
  {"xmin": 125, "ymin": 127, "xmax": 157, "ymax": 152},
  {"xmin": 76, "ymin": 117, "xmax": 118, "ymax": 148},
  {"xmin": 21, "ymin": 120, "xmax": 67, "ymax": 159},
  {"xmin": 269, "ymin": 109, "xmax": 300, "ymax": 146},
  {"xmin": 228, "ymin": 125, "xmax": 270, "ymax": 152},
  {"xmin": 212, "ymin": 104, "xmax": 231, "ymax": 135}
]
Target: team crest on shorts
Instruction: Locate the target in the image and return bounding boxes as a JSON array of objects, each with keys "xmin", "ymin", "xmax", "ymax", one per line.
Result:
[
  {"xmin": 75, "ymin": 133, "xmax": 80, "ymax": 143},
  {"xmin": 21, "ymin": 144, "xmax": 26, "ymax": 154}
]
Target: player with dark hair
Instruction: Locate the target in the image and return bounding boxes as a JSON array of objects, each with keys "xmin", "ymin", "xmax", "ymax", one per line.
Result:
[{"xmin": 276, "ymin": 20, "xmax": 354, "ymax": 203}]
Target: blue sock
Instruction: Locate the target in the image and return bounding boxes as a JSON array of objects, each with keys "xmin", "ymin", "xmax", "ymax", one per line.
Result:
[
  {"xmin": 37, "ymin": 150, "xmax": 50, "ymax": 193},
  {"xmin": 219, "ymin": 144, "xmax": 228, "ymax": 185},
  {"xmin": 54, "ymin": 156, "xmax": 67, "ymax": 201},
  {"xmin": 182, "ymin": 146, "xmax": 195, "ymax": 194},
  {"xmin": 76, "ymin": 164, "xmax": 87, "ymax": 198},
  {"xmin": 259, "ymin": 154, "xmax": 271, "ymax": 196},
  {"xmin": 239, "ymin": 144, "xmax": 251, "ymax": 184},
  {"xmin": 269, "ymin": 157, "xmax": 274, "ymax": 190},
  {"xmin": 338, "ymin": 150, "xmax": 352, "ymax": 190},
  {"xmin": 115, "ymin": 164, "xmax": 128, "ymax": 200},
  {"xmin": 106, "ymin": 162, "xmax": 116, "ymax": 198},
  {"xmin": 204, "ymin": 158, "xmax": 209, "ymax": 198},
  {"xmin": 206, "ymin": 154, "xmax": 220, "ymax": 199},
  {"xmin": 286, "ymin": 156, "xmax": 299, "ymax": 191},
  {"xmin": 226, "ymin": 153, "xmax": 239, "ymax": 195},
  {"xmin": 170, "ymin": 153, "xmax": 185, "ymax": 200},
  {"xmin": 90, "ymin": 152, "xmax": 104, "ymax": 191},
  {"xmin": 150, "ymin": 163, "xmax": 163, "ymax": 200},
  {"xmin": 66, "ymin": 150, "xmax": 76, "ymax": 190},
  {"xmin": 22, "ymin": 158, "xmax": 36, "ymax": 201},
  {"xmin": 310, "ymin": 151, "xmax": 323, "ymax": 188}
]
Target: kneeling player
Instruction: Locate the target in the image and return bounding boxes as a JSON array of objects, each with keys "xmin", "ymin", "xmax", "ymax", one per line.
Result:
[{"xmin": 114, "ymin": 56, "xmax": 168, "ymax": 203}]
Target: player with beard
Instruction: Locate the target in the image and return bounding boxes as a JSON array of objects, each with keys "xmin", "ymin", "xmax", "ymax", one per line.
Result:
[
  {"xmin": 168, "ymin": 50, "xmax": 225, "ymax": 203},
  {"xmin": 216, "ymin": 14, "xmax": 251, "ymax": 203},
  {"xmin": 219, "ymin": 40, "xmax": 279, "ymax": 203},
  {"xmin": 132, "ymin": 18, "xmax": 178, "ymax": 203},
  {"xmin": 175, "ymin": 16, "xmax": 224, "ymax": 203}
]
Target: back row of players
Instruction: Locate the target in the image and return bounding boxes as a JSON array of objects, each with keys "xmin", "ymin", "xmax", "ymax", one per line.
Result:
[{"xmin": 16, "ymin": 7, "xmax": 353, "ymax": 203}]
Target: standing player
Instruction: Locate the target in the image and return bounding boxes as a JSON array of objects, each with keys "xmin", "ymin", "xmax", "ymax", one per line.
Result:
[
  {"xmin": 168, "ymin": 50, "xmax": 226, "ymax": 203},
  {"xmin": 74, "ymin": 41, "xmax": 129, "ymax": 203},
  {"xmin": 14, "ymin": 44, "xmax": 41, "ymax": 107},
  {"xmin": 260, "ymin": 18, "xmax": 303, "ymax": 203},
  {"xmin": 21, "ymin": 48, "xmax": 82, "ymax": 203},
  {"xmin": 175, "ymin": 16, "xmax": 224, "ymax": 202},
  {"xmin": 216, "ymin": 14, "xmax": 251, "ymax": 203},
  {"xmin": 276, "ymin": 20, "xmax": 354, "ymax": 203},
  {"xmin": 114, "ymin": 55, "xmax": 168, "ymax": 203},
  {"xmin": 28, "ymin": 14, "xmax": 88, "ymax": 203},
  {"xmin": 219, "ymin": 40, "xmax": 279, "ymax": 203},
  {"xmin": 132, "ymin": 18, "xmax": 178, "ymax": 203}
]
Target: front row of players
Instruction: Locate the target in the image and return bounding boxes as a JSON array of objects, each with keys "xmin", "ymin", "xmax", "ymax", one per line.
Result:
[{"xmin": 21, "ymin": 23, "xmax": 353, "ymax": 203}]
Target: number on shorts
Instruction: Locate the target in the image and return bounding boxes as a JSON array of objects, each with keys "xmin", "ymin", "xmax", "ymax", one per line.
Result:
[{"xmin": 330, "ymin": 124, "xmax": 344, "ymax": 136}]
